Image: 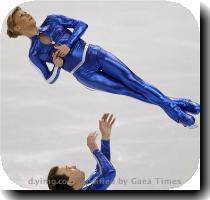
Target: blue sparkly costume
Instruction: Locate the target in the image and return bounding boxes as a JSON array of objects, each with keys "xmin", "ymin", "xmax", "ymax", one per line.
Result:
[
  {"xmin": 29, "ymin": 14, "xmax": 200, "ymax": 127},
  {"xmin": 82, "ymin": 140, "xmax": 116, "ymax": 190}
]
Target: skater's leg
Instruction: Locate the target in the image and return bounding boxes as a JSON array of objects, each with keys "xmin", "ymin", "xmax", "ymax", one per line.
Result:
[
  {"xmin": 74, "ymin": 70, "xmax": 153, "ymax": 104},
  {"xmin": 97, "ymin": 48, "xmax": 169, "ymax": 105},
  {"xmin": 74, "ymin": 69, "xmax": 195, "ymax": 126},
  {"xmin": 96, "ymin": 48, "xmax": 196, "ymax": 126}
]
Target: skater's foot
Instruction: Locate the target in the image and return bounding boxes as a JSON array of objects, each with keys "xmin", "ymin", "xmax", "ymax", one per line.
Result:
[
  {"xmin": 170, "ymin": 97, "xmax": 200, "ymax": 115},
  {"xmin": 162, "ymin": 102, "xmax": 195, "ymax": 127}
]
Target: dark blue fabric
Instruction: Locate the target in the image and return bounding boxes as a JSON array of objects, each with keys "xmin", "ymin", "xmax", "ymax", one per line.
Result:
[
  {"xmin": 74, "ymin": 45, "xmax": 200, "ymax": 127},
  {"xmin": 28, "ymin": 14, "xmax": 200, "ymax": 127},
  {"xmin": 29, "ymin": 14, "xmax": 88, "ymax": 83}
]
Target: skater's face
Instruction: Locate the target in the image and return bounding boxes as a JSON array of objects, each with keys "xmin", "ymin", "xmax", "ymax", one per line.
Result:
[
  {"xmin": 13, "ymin": 8, "xmax": 36, "ymax": 35},
  {"xmin": 56, "ymin": 165, "xmax": 85, "ymax": 190}
]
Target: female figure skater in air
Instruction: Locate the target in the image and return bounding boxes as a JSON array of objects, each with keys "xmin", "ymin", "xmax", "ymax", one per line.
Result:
[{"xmin": 7, "ymin": 7, "xmax": 200, "ymax": 127}]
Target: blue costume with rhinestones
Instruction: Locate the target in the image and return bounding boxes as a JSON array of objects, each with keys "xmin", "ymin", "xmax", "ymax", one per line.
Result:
[{"xmin": 29, "ymin": 14, "xmax": 200, "ymax": 127}]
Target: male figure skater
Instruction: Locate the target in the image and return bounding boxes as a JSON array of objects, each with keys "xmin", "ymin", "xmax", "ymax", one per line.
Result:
[{"xmin": 47, "ymin": 113, "xmax": 116, "ymax": 190}]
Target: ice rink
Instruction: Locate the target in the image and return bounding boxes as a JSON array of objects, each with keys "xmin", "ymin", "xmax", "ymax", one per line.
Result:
[{"xmin": 1, "ymin": 1, "xmax": 200, "ymax": 190}]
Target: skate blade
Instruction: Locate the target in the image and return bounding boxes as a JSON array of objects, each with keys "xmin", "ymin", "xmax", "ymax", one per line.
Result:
[
  {"xmin": 188, "ymin": 123, "xmax": 198, "ymax": 129},
  {"xmin": 83, "ymin": 86, "xmax": 96, "ymax": 91}
]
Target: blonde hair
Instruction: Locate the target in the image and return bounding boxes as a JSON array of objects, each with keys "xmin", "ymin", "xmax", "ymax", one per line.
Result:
[{"xmin": 7, "ymin": 6, "xmax": 22, "ymax": 38}]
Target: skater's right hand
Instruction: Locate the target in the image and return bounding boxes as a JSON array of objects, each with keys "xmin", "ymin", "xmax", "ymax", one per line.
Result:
[
  {"xmin": 87, "ymin": 132, "xmax": 99, "ymax": 152},
  {"xmin": 99, "ymin": 113, "xmax": 116, "ymax": 141},
  {"xmin": 52, "ymin": 51, "xmax": 63, "ymax": 67}
]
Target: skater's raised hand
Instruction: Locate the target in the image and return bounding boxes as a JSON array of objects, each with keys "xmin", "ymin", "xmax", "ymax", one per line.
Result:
[
  {"xmin": 87, "ymin": 132, "xmax": 99, "ymax": 152},
  {"xmin": 99, "ymin": 113, "xmax": 116, "ymax": 140}
]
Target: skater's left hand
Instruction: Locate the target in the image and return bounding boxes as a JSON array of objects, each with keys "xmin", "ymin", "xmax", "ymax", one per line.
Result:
[
  {"xmin": 87, "ymin": 132, "xmax": 99, "ymax": 153},
  {"xmin": 99, "ymin": 113, "xmax": 116, "ymax": 141},
  {"xmin": 52, "ymin": 51, "xmax": 63, "ymax": 67},
  {"xmin": 54, "ymin": 44, "xmax": 70, "ymax": 57}
]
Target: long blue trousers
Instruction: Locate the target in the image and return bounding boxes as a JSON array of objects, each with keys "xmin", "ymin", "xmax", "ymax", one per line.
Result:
[{"xmin": 73, "ymin": 44, "xmax": 200, "ymax": 127}]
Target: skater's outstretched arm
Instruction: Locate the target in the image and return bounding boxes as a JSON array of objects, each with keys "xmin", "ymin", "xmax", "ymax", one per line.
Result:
[
  {"xmin": 85, "ymin": 132, "xmax": 116, "ymax": 190},
  {"xmin": 47, "ymin": 14, "xmax": 88, "ymax": 48},
  {"xmin": 85, "ymin": 113, "xmax": 116, "ymax": 186}
]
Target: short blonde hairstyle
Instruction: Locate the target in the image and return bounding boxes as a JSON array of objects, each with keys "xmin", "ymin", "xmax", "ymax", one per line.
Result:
[{"xmin": 7, "ymin": 6, "xmax": 22, "ymax": 38}]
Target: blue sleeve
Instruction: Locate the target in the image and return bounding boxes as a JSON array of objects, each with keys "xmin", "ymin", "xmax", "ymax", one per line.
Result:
[
  {"xmin": 48, "ymin": 14, "xmax": 88, "ymax": 48},
  {"xmin": 101, "ymin": 140, "xmax": 111, "ymax": 161},
  {"xmin": 88, "ymin": 149, "xmax": 116, "ymax": 190},
  {"xmin": 29, "ymin": 54, "xmax": 61, "ymax": 84},
  {"xmin": 96, "ymin": 140, "xmax": 110, "ymax": 171},
  {"xmin": 85, "ymin": 140, "xmax": 111, "ymax": 185}
]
